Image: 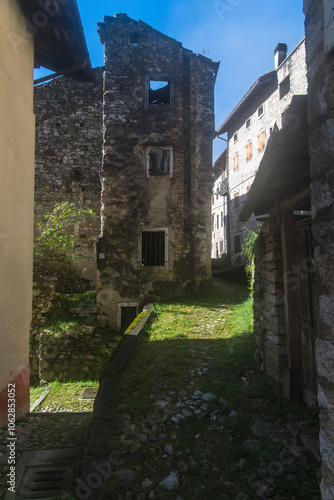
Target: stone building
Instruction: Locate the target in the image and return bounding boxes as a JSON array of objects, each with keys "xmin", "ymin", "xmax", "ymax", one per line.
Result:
[
  {"xmin": 214, "ymin": 39, "xmax": 307, "ymax": 265},
  {"xmin": 237, "ymin": 2, "xmax": 334, "ymax": 496},
  {"xmin": 240, "ymin": 95, "xmax": 312, "ymax": 404},
  {"xmin": 0, "ymin": 0, "xmax": 91, "ymax": 427},
  {"xmin": 34, "ymin": 68, "xmax": 103, "ymax": 284},
  {"xmin": 211, "ymin": 150, "xmax": 228, "ymax": 259},
  {"xmin": 304, "ymin": 0, "xmax": 334, "ymax": 496},
  {"xmin": 97, "ymin": 14, "xmax": 219, "ymax": 329}
]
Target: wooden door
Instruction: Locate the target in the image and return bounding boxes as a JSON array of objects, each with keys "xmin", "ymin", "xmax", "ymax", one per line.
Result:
[{"xmin": 295, "ymin": 218, "xmax": 317, "ymax": 406}]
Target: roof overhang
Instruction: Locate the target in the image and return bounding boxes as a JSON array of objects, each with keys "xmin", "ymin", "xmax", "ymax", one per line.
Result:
[
  {"xmin": 239, "ymin": 95, "xmax": 310, "ymax": 222},
  {"xmin": 216, "ymin": 71, "xmax": 276, "ymax": 136},
  {"xmin": 20, "ymin": 0, "xmax": 93, "ymax": 82}
]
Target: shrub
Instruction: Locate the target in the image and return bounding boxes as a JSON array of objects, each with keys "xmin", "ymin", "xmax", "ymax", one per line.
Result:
[{"xmin": 34, "ymin": 202, "xmax": 97, "ymax": 293}]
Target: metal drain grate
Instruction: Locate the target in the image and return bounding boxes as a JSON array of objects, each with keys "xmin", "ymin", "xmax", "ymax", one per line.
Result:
[
  {"xmin": 4, "ymin": 448, "xmax": 82, "ymax": 500},
  {"xmin": 18, "ymin": 465, "xmax": 69, "ymax": 499}
]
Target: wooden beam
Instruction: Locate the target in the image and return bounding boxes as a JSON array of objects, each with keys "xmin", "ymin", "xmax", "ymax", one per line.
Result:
[
  {"xmin": 279, "ymin": 185, "xmax": 311, "ymax": 212},
  {"xmin": 280, "ymin": 210, "xmax": 303, "ymax": 397}
]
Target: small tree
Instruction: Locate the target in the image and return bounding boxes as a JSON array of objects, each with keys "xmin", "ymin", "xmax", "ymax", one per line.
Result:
[{"xmin": 33, "ymin": 202, "xmax": 97, "ymax": 292}]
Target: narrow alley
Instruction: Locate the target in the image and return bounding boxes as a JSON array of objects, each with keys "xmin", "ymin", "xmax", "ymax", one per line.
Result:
[
  {"xmin": 1, "ymin": 279, "xmax": 320, "ymax": 499},
  {"xmin": 89, "ymin": 279, "xmax": 319, "ymax": 500}
]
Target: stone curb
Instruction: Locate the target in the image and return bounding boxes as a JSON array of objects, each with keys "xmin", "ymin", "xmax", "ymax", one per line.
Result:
[
  {"xmin": 29, "ymin": 386, "xmax": 50, "ymax": 413},
  {"xmin": 76, "ymin": 305, "xmax": 154, "ymax": 499}
]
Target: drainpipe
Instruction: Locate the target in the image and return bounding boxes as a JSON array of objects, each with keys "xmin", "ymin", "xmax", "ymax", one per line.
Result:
[{"xmin": 33, "ymin": 59, "xmax": 90, "ymax": 86}]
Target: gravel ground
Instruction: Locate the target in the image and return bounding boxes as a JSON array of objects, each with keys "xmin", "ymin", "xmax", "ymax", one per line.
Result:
[{"xmin": 0, "ymin": 411, "xmax": 92, "ymax": 499}]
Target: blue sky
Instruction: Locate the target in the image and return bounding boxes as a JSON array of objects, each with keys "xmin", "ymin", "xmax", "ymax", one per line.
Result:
[{"xmin": 35, "ymin": 0, "xmax": 306, "ymax": 160}]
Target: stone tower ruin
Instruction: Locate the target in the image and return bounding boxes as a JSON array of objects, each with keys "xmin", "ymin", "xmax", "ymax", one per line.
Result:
[{"xmin": 97, "ymin": 14, "xmax": 219, "ymax": 329}]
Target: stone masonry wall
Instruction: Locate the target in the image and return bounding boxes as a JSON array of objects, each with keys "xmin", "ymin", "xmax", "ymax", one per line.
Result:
[
  {"xmin": 304, "ymin": 1, "xmax": 334, "ymax": 497},
  {"xmin": 34, "ymin": 68, "xmax": 104, "ymax": 284},
  {"xmin": 253, "ymin": 211, "xmax": 286, "ymax": 394},
  {"xmin": 97, "ymin": 15, "xmax": 216, "ymax": 328},
  {"xmin": 30, "ymin": 278, "xmax": 56, "ymax": 385},
  {"xmin": 39, "ymin": 326, "xmax": 116, "ymax": 383}
]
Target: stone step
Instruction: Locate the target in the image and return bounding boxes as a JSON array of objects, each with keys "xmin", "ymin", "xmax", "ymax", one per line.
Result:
[{"xmin": 69, "ymin": 306, "xmax": 97, "ymax": 317}]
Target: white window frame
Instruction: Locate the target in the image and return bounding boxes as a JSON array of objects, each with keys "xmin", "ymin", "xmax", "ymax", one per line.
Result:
[
  {"xmin": 117, "ymin": 302, "xmax": 139, "ymax": 330},
  {"xmin": 145, "ymin": 146, "xmax": 173, "ymax": 177},
  {"xmin": 138, "ymin": 228, "xmax": 169, "ymax": 269}
]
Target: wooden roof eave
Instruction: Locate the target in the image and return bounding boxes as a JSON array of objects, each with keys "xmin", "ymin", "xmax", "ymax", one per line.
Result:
[
  {"xmin": 239, "ymin": 103, "xmax": 310, "ymax": 222},
  {"xmin": 20, "ymin": 0, "xmax": 92, "ymax": 82}
]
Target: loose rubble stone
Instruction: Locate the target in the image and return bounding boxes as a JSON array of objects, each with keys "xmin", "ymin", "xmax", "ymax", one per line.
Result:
[
  {"xmin": 113, "ymin": 468, "xmax": 138, "ymax": 484},
  {"xmin": 159, "ymin": 471, "xmax": 179, "ymax": 490}
]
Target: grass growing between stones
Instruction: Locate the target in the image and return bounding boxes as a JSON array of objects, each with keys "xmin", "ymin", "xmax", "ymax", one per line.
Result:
[
  {"xmin": 44, "ymin": 290, "xmax": 122, "ymax": 342},
  {"xmin": 30, "ymin": 380, "xmax": 99, "ymax": 413},
  {"xmin": 107, "ymin": 279, "xmax": 320, "ymax": 500}
]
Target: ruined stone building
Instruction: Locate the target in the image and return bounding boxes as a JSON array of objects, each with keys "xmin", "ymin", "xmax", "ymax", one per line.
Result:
[
  {"xmin": 33, "ymin": 14, "xmax": 218, "ymax": 330},
  {"xmin": 96, "ymin": 15, "xmax": 219, "ymax": 329},
  {"xmin": 213, "ymin": 39, "xmax": 307, "ymax": 265},
  {"xmin": 34, "ymin": 68, "xmax": 103, "ymax": 284}
]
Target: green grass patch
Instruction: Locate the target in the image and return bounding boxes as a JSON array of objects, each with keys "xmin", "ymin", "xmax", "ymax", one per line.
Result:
[
  {"xmin": 43, "ymin": 290, "xmax": 122, "ymax": 343},
  {"xmin": 31, "ymin": 380, "xmax": 99, "ymax": 413},
  {"xmin": 44, "ymin": 291, "xmax": 97, "ymax": 334},
  {"xmin": 30, "ymin": 385, "xmax": 47, "ymax": 406},
  {"xmin": 109, "ymin": 278, "xmax": 320, "ymax": 499}
]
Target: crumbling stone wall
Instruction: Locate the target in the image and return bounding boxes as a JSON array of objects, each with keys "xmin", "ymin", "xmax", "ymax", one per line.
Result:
[
  {"xmin": 97, "ymin": 15, "xmax": 217, "ymax": 328},
  {"xmin": 34, "ymin": 68, "xmax": 104, "ymax": 284},
  {"xmin": 30, "ymin": 278, "xmax": 56, "ymax": 385},
  {"xmin": 304, "ymin": 0, "xmax": 334, "ymax": 497},
  {"xmin": 253, "ymin": 212, "xmax": 286, "ymax": 394},
  {"xmin": 39, "ymin": 326, "xmax": 116, "ymax": 383}
]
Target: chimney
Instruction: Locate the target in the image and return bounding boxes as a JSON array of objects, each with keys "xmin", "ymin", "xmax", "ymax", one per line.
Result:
[{"xmin": 274, "ymin": 43, "xmax": 288, "ymax": 69}]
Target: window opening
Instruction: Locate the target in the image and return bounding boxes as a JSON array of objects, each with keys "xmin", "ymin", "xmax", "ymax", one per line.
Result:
[
  {"xmin": 141, "ymin": 231, "xmax": 166, "ymax": 267},
  {"xmin": 234, "ymin": 192, "xmax": 240, "ymax": 209},
  {"xmin": 233, "ymin": 133, "xmax": 238, "ymax": 143},
  {"xmin": 233, "ymin": 153, "xmax": 239, "ymax": 171},
  {"xmin": 258, "ymin": 104, "xmax": 264, "ymax": 118},
  {"xmin": 280, "ymin": 75, "xmax": 290, "ymax": 99},
  {"xmin": 121, "ymin": 306, "xmax": 137, "ymax": 331},
  {"xmin": 258, "ymin": 130, "xmax": 266, "ymax": 152},
  {"xmin": 246, "ymin": 118, "xmax": 251, "ymax": 129},
  {"xmin": 234, "ymin": 235, "xmax": 242, "ymax": 256},
  {"xmin": 147, "ymin": 149, "xmax": 172, "ymax": 176},
  {"xmin": 129, "ymin": 33, "xmax": 139, "ymax": 45},
  {"xmin": 149, "ymin": 80, "xmax": 170, "ymax": 105},
  {"xmin": 246, "ymin": 141, "xmax": 252, "ymax": 161}
]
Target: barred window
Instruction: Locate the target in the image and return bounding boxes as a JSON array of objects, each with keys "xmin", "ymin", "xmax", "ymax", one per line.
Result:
[{"xmin": 140, "ymin": 231, "xmax": 167, "ymax": 267}]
